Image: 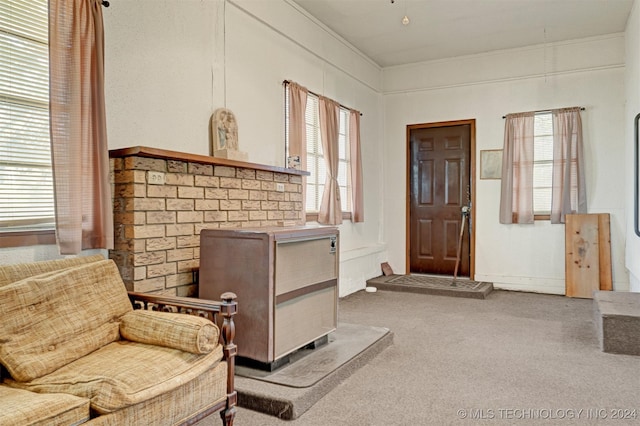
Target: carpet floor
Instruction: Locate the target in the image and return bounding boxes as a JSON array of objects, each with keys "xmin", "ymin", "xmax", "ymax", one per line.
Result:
[
  {"xmin": 233, "ymin": 323, "xmax": 393, "ymax": 420},
  {"xmin": 200, "ymin": 289, "xmax": 640, "ymax": 425}
]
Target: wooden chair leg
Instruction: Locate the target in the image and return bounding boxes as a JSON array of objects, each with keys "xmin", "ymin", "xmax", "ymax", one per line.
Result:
[
  {"xmin": 220, "ymin": 293, "xmax": 238, "ymax": 426},
  {"xmin": 221, "ymin": 406, "xmax": 236, "ymax": 426}
]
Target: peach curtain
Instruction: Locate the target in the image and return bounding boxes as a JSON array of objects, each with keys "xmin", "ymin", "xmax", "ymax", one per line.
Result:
[
  {"xmin": 287, "ymin": 82, "xmax": 308, "ymax": 222},
  {"xmin": 500, "ymin": 112, "xmax": 535, "ymax": 224},
  {"xmin": 551, "ymin": 107, "xmax": 587, "ymax": 223},
  {"xmin": 318, "ymin": 96, "xmax": 342, "ymax": 225},
  {"xmin": 349, "ymin": 110, "xmax": 364, "ymax": 222},
  {"xmin": 49, "ymin": 0, "xmax": 113, "ymax": 254}
]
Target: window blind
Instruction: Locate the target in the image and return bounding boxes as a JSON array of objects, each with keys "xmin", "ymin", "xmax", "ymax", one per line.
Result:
[
  {"xmin": 337, "ymin": 107, "xmax": 350, "ymax": 212},
  {"xmin": 305, "ymin": 94, "xmax": 323, "ymax": 212},
  {"xmin": 0, "ymin": 0, "xmax": 54, "ymax": 229},
  {"xmin": 533, "ymin": 113, "xmax": 553, "ymax": 214}
]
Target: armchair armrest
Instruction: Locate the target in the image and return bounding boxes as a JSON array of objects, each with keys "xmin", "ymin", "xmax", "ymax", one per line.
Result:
[
  {"xmin": 120, "ymin": 310, "xmax": 219, "ymax": 354},
  {"xmin": 127, "ymin": 291, "xmax": 238, "ymax": 422}
]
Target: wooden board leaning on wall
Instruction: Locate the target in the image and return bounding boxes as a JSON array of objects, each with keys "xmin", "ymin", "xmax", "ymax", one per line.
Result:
[{"xmin": 565, "ymin": 213, "xmax": 612, "ymax": 298}]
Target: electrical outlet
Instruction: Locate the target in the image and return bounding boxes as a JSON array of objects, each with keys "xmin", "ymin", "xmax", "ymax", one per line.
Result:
[
  {"xmin": 147, "ymin": 171, "xmax": 165, "ymax": 185},
  {"xmin": 276, "ymin": 183, "xmax": 285, "ymax": 192}
]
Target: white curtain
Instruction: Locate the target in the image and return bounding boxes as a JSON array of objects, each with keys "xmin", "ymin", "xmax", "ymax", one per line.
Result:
[
  {"xmin": 49, "ymin": 0, "xmax": 113, "ymax": 254},
  {"xmin": 317, "ymin": 97, "xmax": 342, "ymax": 225},
  {"xmin": 287, "ymin": 82, "xmax": 308, "ymax": 223},
  {"xmin": 500, "ymin": 113, "xmax": 535, "ymax": 224},
  {"xmin": 551, "ymin": 107, "xmax": 587, "ymax": 223},
  {"xmin": 349, "ymin": 110, "xmax": 364, "ymax": 222}
]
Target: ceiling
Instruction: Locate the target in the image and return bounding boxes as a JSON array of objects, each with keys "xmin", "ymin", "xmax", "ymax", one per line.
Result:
[{"xmin": 291, "ymin": 0, "xmax": 635, "ymax": 68}]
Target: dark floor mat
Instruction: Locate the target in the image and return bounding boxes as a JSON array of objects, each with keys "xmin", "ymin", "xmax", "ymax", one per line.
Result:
[{"xmin": 367, "ymin": 274, "xmax": 493, "ymax": 299}]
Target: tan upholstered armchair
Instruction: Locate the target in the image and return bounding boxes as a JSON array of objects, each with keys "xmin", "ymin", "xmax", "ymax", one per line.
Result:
[{"xmin": 0, "ymin": 255, "xmax": 237, "ymax": 426}]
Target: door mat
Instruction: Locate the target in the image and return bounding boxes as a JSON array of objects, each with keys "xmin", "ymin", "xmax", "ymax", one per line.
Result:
[
  {"xmin": 367, "ymin": 274, "xmax": 493, "ymax": 299},
  {"xmin": 235, "ymin": 322, "xmax": 393, "ymax": 420}
]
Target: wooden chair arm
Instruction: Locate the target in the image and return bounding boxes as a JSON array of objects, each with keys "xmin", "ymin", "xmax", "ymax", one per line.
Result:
[
  {"xmin": 128, "ymin": 291, "xmax": 238, "ymax": 425},
  {"xmin": 128, "ymin": 291, "xmax": 222, "ymax": 313}
]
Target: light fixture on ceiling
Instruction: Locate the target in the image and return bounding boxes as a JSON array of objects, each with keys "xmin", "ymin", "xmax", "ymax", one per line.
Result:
[
  {"xmin": 402, "ymin": 0, "xmax": 410, "ymax": 26},
  {"xmin": 391, "ymin": 0, "xmax": 410, "ymax": 26}
]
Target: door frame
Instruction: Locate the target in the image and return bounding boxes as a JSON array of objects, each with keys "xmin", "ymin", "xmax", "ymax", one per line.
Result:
[{"xmin": 405, "ymin": 119, "xmax": 477, "ymax": 279}]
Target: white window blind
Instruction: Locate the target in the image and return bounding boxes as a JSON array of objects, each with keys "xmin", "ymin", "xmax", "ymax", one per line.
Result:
[
  {"xmin": 304, "ymin": 94, "xmax": 323, "ymax": 212},
  {"xmin": 336, "ymin": 107, "xmax": 350, "ymax": 212},
  {"xmin": 285, "ymin": 88, "xmax": 351, "ymax": 214},
  {"xmin": 0, "ymin": 0, "xmax": 54, "ymax": 230},
  {"xmin": 533, "ymin": 112, "xmax": 553, "ymax": 215}
]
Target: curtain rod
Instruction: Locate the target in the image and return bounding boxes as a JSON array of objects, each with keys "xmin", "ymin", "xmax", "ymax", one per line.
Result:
[
  {"xmin": 283, "ymin": 80, "xmax": 362, "ymax": 116},
  {"xmin": 502, "ymin": 107, "xmax": 585, "ymax": 119}
]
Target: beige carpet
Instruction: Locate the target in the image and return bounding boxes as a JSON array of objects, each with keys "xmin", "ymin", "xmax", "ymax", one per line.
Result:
[
  {"xmin": 216, "ymin": 289, "xmax": 640, "ymax": 426},
  {"xmin": 233, "ymin": 323, "xmax": 393, "ymax": 420}
]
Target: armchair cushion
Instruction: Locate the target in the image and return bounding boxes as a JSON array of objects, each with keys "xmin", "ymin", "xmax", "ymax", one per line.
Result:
[
  {"xmin": 0, "ymin": 385, "xmax": 90, "ymax": 426},
  {"xmin": 0, "ymin": 254, "xmax": 105, "ymax": 288},
  {"xmin": 5, "ymin": 341, "xmax": 224, "ymax": 414},
  {"xmin": 120, "ymin": 310, "xmax": 219, "ymax": 354},
  {"xmin": 0, "ymin": 260, "xmax": 132, "ymax": 382}
]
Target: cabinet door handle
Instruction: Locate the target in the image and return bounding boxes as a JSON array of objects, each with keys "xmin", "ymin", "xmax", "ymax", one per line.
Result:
[{"xmin": 329, "ymin": 236, "xmax": 337, "ymax": 253}]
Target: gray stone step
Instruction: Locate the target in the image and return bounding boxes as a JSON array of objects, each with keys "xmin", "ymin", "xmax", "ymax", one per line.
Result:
[{"xmin": 594, "ymin": 291, "xmax": 640, "ymax": 356}]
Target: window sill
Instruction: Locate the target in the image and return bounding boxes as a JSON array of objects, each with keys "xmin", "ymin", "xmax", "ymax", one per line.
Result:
[
  {"xmin": 0, "ymin": 229, "xmax": 56, "ymax": 248},
  {"xmin": 306, "ymin": 212, "xmax": 353, "ymax": 222},
  {"xmin": 534, "ymin": 214, "xmax": 551, "ymax": 221}
]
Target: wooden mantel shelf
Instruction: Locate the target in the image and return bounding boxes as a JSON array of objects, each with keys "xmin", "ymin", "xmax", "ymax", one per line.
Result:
[{"xmin": 109, "ymin": 146, "xmax": 310, "ymax": 176}]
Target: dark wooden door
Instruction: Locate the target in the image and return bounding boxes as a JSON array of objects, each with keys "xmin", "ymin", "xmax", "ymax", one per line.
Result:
[{"xmin": 409, "ymin": 124, "xmax": 471, "ymax": 275}]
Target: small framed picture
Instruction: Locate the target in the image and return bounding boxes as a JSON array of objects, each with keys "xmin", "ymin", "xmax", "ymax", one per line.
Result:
[{"xmin": 480, "ymin": 149, "xmax": 503, "ymax": 179}]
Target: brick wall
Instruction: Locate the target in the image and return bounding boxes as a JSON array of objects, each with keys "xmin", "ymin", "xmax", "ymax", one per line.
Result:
[{"xmin": 109, "ymin": 148, "xmax": 305, "ymax": 296}]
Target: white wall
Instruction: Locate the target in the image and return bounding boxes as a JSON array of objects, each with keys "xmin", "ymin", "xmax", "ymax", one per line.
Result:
[
  {"xmin": 104, "ymin": 1, "xmax": 222, "ymax": 155},
  {"xmin": 102, "ymin": 0, "xmax": 386, "ymax": 297},
  {"xmin": 625, "ymin": 1, "xmax": 640, "ymax": 293},
  {"xmin": 383, "ymin": 35, "xmax": 629, "ymax": 294},
  {"xmin": 0, "ymin": 245, "xmax": 61, "ymax": 264},
  {"xmin": 4, "ymin": 1, "xmax": 633, "ymax": 298}
]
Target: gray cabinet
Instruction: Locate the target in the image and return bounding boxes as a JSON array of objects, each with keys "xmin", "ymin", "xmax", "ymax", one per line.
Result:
[{"xmin": 199, "ymin": 226, "xmax": 339, "ymax": 367}]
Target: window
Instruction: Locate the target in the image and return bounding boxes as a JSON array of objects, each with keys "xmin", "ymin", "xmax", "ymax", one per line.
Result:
[
  {"xmin": 285, "ymin": 90, "xmax": 352, "ymax": 215},
  {"xmin": 0, "ymin": 0, "xmax": 55, "ymax": 233},
  {"xmin": 533, "ymin": 112, "xmax": 553, "ymax": 216},
  {"xmin": 501, "ymin": 107, "xmax": 585, "ymax": 224}
]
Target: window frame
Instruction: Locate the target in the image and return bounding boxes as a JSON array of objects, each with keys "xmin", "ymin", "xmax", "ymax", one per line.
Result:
[{"xmin": 0, "ymin": 230, "xmax": 55, "ymax": 248}]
